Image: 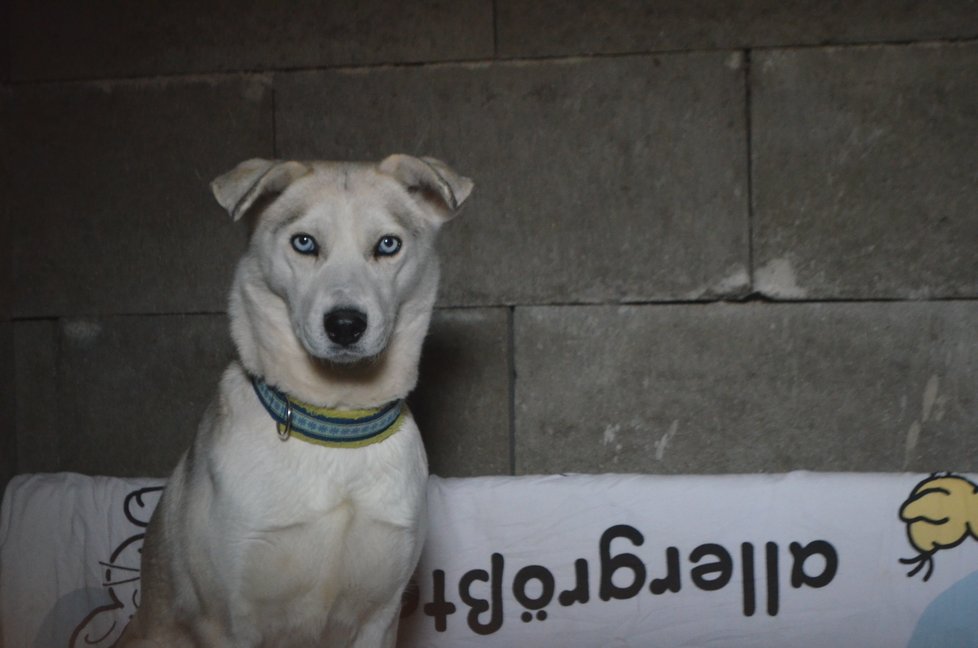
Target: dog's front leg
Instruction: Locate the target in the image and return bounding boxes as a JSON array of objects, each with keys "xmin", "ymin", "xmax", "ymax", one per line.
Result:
[
  {"xmin": 347, "ymin": 592, "xmax": 405, "ymax": 648},
  {"xmin": 188, "ymin": 615, "xmax": 257, "ymax": 648}
]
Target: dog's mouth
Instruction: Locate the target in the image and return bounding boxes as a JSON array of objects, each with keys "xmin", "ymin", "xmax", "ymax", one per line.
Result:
[
  {"xmin": 318, "ymin": 346, "xmax": 380, "ymax": 366},
  {"xmin": 292, "ymin": 303, "xmax": 394, "ymax": 367},
  {"xmin": 319, "ymin": 307, "xmax": 389, "ymax": 364},
  {"xmin": 296, "ymin": 328, "xmax": 389, "ymax": 367}
]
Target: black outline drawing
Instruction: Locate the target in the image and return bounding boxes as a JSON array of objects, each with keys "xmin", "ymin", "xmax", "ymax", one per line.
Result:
[{"xmin": 68, "ymin": 486, "xmax": 163, "ymax": 647}]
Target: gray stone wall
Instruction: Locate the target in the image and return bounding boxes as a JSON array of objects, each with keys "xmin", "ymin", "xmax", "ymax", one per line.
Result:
[{"xmin": 3, "ymin": 3, "xmax": 977, "ymax": 490}]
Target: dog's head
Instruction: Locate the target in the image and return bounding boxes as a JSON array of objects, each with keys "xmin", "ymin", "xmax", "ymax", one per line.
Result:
[{"xmin": 213, "ymin": 155, "xmax": 472, "ymax": 374}]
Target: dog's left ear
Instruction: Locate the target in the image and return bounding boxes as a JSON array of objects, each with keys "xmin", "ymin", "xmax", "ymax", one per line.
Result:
[
  {"xmin": 378, "ymin": 154, "xmax": 474, "ymax": 220},
  {"xmin": 211, "ymin": 158, "xmax": 311, "ymax": 221}
]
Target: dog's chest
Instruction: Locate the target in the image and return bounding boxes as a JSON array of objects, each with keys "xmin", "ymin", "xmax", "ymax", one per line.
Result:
[
  {"xmin": 219, "ymin": 417, "xmax": 427, "ymax": 640},
  {"xmin": 239, "ymin": 494, "xmax": 415, "ymax": 628}
]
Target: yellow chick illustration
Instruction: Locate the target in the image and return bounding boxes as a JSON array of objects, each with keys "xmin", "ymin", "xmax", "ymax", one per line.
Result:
[{"xmin": 899, "ymin": 474, "xmax": 978, "ymax": 581}]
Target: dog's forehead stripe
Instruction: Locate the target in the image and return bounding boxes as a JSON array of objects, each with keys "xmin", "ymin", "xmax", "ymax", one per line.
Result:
[{"xmin": 265, "ymin": 184, "xmax": 425, "ymax": 243}]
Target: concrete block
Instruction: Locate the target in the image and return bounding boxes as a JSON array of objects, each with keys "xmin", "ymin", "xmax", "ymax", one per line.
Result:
[
  {"xmin": 12, "ymin": 320, "xmax": 59, "ymax": 473},
  {"xmin": 410, "ymin": 308, "xmax": 512, "ymax": 476},
  {"xmin": 15, "ymin": 310, "xmax": 507, "ymax": 479},
  {"xmin": 0, "ymin": 93, "xmax": 10, "ymax": 490},
  {"xmin": 0, "ymin": 322, "xmax": 14, "ymax": 492},
  {"xmin": 9, "ymin": 0, "xmax": 493, "ymax": 81},
  {"xmin": 0, "ymin": 87, "xmax": 10, "ymax": 321},
  {"xmin": 16, "ymin": 315, "xmax": 235, "ymax": 477},
  {"xmin": 0, "ymin": 1, "xmax": 8, "ymax": 82},
  {"xmin": 7, "ymin": 78, "xmax": 272, "ymax": 317},
  {"xmin": 753, "ymin": 43, "xmax": 978, "ymax": 299},
  {"xmin": 276, "ymin": 53, "xmax": 749, "ymax": 306},
  {"xmin": 497, "ymin": 1, "xmax": 978, "ymax": 58},
  {"xmin": 514, "ymin": 302, "xmax": 978, "ymax": 474}
]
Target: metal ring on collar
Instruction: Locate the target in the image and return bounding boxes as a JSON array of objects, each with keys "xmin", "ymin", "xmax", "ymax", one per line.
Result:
[{"xmin": 280, "ymin": 398, "xmax": 293, "ymax": 441}]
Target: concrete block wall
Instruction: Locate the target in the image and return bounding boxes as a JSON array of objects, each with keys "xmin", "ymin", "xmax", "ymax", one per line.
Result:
[{"xmin": 3, "ymin": 3, "xmax": 977, "ymax": 491}]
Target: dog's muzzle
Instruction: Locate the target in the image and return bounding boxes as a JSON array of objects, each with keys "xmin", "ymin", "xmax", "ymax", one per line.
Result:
[{"xmin": 324, "ymin": 308, "xmax": 367, "ymax": 347}]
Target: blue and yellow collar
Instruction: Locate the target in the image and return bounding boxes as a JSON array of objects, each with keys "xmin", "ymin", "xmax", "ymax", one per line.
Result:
[{"xmin": 251, "ymin": 376, "xmax": 406, "ymax": 448}]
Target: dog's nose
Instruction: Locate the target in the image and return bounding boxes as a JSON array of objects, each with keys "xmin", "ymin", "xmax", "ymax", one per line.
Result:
[{"xmin": 324, "ymin": 309, "xmax": 368, "ymax": 346}]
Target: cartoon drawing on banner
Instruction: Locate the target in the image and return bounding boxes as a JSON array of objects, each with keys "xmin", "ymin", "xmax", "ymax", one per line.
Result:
[
  {"xmin": 68, "ymin": 486, "xmax": 164, "ymax": 648},
  {"xmin": 906, "ymin": 568, "xmax": 978, "ymax": 648},
  {"xmin": 899, "ymin": 473, "xmax": 978, "ymax": 581},
  {"xmin": 899, "ymin": 474, "xmax": 978, "ymax": 648}
]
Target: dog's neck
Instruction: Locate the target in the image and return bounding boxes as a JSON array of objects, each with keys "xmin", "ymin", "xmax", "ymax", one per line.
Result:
[{"xmin": 228, "ymin": 277, "xmax": 433, "ymax": 410}]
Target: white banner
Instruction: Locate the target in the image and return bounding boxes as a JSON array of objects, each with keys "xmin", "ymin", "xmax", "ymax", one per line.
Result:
[
  {"xmin": 399, "ymin": 473, "xmax": 978, "ymax": 647},
  {"xmin": 2, "ymin": 472, "xmax": 977, "ymax": 647}
]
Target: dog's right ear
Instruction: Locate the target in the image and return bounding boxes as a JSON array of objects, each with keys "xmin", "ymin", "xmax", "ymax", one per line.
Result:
[{"xmin": 211, "ymin": 159, "xmax": 311, "ymax": 221}]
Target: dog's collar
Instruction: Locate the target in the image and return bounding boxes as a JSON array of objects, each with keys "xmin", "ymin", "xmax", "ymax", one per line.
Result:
[{"xmin": 251, "ymin": 376, "xmax": 406, "ymax": 448}]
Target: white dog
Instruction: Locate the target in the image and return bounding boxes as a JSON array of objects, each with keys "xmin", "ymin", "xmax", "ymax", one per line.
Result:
[{"xmin": 119, "ymin": 154, "xmax": 473, "ymax": 647}]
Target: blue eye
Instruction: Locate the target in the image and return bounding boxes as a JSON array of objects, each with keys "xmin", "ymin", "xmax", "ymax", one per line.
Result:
[
  {"xmin": 290, "ymin": 233, "xmax": 318, "ymax": 255},
  {"xmin": 375, "ymin": 235, "xmax": 402, "ymax": 257}
]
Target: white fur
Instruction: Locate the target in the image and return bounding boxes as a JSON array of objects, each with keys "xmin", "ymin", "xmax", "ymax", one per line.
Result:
[{"xmin": 119, "ymin": 156, "xmax": 472, "ymax": 647}]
